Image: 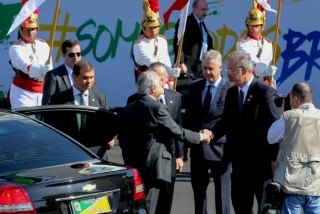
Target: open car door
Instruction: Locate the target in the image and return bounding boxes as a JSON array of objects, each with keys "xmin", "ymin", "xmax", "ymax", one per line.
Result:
[{"xmin": 15, "ymin": 105, "xmax": 120, "ymax": 159}]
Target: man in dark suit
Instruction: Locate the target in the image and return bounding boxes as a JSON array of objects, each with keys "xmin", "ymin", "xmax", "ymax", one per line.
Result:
[
  {"xmin": 213, "ymin": 51, "xmax": 279, "ymax": 214},
  {"xmin": 173, "ymin": 0, "xmax": 214, "ymax": 108},
  {"xmin": 118, "ymin": 71, "xmax": 213, "ymax": 214},
  {"xmin": 127, "ymin": 62, "xmax": 184, "ymax": 214},
  {"xmin": 42, "ymin": 39, "xmax": 98, "ymax": 105},
  {"xmin": 184, "ymin": 50, "xmax": 232, "ymax": 214},
  {"xmin": 49, "ymin": 60, "xmax": 113, "ymax": 157},
  {"xmin": 173, "ymin": 0, "xmax": 213, "ymax": 80}
]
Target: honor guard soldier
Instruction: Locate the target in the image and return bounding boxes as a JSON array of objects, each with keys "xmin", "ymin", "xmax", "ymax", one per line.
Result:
[
  {"xmin": 236, "ymin": 0, "xmax": 277, "ymax": 87},
  {"xmin": 8, "ymin": 0, "xmax": 52, "ymax": 109},
  {"xmin": 133, "ymin": 0, "xmax": 180, "ymax": 89}
]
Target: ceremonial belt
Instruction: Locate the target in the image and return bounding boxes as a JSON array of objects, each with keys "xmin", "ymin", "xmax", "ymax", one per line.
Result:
[
  {"xmin": 132, "ymin": 55, "xmax": 148, "ymax": 76},
  {"xmin": 256, "ymin": 38, "xmax": 264, "ymax": 59}
]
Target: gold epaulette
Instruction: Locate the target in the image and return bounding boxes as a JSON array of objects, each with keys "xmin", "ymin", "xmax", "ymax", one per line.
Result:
[
  {"xmin": 134, "ymin": 35, "xmax": 145, "ymax": 43},
  {"xmin": 158, "ymin": 34, "xmax": 167, "ymax": 40},
  {"xmin": 237, "ymin": 36, "xmax": 247, "ymax": 43},
  {"xmin": 262, "ymin": 36, "xmax": 272, "ymax": 43},
  {"xmin": 10, "ymin": 38, "xmax": 22, "ymax": 46}
]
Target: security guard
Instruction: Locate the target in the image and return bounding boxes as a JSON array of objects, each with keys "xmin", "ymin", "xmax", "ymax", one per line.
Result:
[
  {"xmin": 8, "ymin": 0, "xmax": 52, "ymax": 109},
  {"xmin": 236, "ymin": 0, "xmax": 277, "ymax": 87},
  {"xmin": 133, "ymin": 0, "xmax": 179, "ymax": 89}
]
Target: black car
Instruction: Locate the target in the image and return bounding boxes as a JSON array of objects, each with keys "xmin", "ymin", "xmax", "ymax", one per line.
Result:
[{"xmin": 0, "ymin": 106, "xmax": 148, "ymax": 214}]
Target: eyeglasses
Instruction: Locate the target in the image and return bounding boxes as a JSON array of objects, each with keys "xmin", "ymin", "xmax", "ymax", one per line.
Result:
[
  {"xmin": 68, "ymin": 52, "xmax": 81, "ymax": 58},
  {"xmin": 226, "ymin": 66, "xmax": 243, "ymax": 73}
]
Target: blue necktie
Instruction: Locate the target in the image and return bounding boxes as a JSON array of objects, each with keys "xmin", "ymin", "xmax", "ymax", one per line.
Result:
[
  {"xmin": 238, "ymin": 90, "xmax": 244, "ymax": 113},
  {"xmin": 204, "ymin": 85, "xmax": 214, "ymax": 113}
]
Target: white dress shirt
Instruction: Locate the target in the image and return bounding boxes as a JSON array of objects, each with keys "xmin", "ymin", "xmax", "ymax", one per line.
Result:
[{"xmin": 64, "ymin": 64, "xmax": 74, "ymax": 85}]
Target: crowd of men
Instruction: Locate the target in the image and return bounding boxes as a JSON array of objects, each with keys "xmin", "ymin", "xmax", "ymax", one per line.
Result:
[{"xmin": 6, "ymin": 0, "xmax": 320, "ymax": 214}]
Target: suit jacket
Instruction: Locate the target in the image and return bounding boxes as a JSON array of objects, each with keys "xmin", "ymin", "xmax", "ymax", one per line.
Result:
[
  {"xmin": 185, "ymin": 77, "xmax": 232, "ymax": 162},
  {"xmin": 127, "ymin": 89, "xmax": 184, "ymax": 176},
  {"xmin": 173, "ymin": 14, "xmax": 213, "ymax": 78},
  {"xmin": 49, "ymin": 87, "xmax": 108, "ymax": 108},
  {"xmin": 213, "ymin": 78, "xmax": 279, "ymax": 178},
  {"xmin": 42, "ymin": 64, "xmax": 99, "ymax": 105},
  {"xmin": 42, "ymin": 64, "xmax": 72, "ymax": 105},
  {"xmin": 118, "ymin": 94, "xmax": 200, "ymax": 181}
]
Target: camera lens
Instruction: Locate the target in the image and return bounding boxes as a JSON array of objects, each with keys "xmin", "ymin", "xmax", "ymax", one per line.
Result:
[{"xmin": 274, "ymin": 94, "xmax": 284, "ymax": 107}]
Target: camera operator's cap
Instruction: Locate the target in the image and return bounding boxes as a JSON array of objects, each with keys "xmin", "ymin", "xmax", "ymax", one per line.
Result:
[
  {"xmin": 245, "ymin": 0, "xmax": 265, "ymax": 30},
  {"xmin": 20, "ymin": 0, "xmax": 40, "ymax": 29},
  {"xmin": 142, "ymin": 0, "xmax": 161, "ymax": 28}
]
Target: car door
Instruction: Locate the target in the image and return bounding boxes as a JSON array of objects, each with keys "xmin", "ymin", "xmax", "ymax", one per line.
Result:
[{"xmin": 15, "ymin": 105, "xmax": 120, "ymax": 159}]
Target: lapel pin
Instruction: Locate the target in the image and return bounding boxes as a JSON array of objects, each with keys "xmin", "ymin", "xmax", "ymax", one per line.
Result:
[
  {"xmin": 170, "ymin": 100, "xmax": 173, "ymax": 103},
  {"xmin": 92, "ymin": 98, "xmax": 95, "ymax": 102}
]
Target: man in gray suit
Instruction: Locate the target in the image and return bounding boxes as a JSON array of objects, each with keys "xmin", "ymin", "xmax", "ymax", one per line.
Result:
[
  {"xmin": 118, "ymin": 71, "xmax": 213, "ymax": 214},
  {"xmin": 127, "ymin": 62, "xmax": 184, "ymax": 214},
  {"xmin": 49, "ymin": 60, "xmax": 113, "ymax": 157},
  {"xmin": 185, "ymin": 50, "xmax": 232, "ymax": 214}
]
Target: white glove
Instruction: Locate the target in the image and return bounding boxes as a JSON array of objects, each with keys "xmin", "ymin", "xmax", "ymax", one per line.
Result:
[
  {"xmin": 266, "ymin": 65, "xmax": 277, "ymax": 76},
  {"xmin": 167, "ymin": 67, "xmax": 181, "ymax": 78},
  {"xmin": 29, "ymin": 64, "xmax": 52, "ymax": 79},
  {"xmin": 45, "ymin": 64, "xmax": 53, "ymax": 71}
]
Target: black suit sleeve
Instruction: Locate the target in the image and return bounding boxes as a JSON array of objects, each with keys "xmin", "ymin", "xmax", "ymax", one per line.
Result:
[
  {"xmin": 42, "ymin": 71, "xmax": 56, "ymax": 105},
  {"xmin": 157, "ymin": 105, "xmax": 200, "ymax": 145}
]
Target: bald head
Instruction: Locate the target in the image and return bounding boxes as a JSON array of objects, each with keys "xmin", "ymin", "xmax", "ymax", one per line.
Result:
[{"xmin": 290, "ymin": 82, "xmax": 313, "ymax": 109}]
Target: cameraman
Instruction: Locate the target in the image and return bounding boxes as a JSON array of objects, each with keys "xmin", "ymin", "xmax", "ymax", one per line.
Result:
[{"xmin": 267, "ymin": 82, "xmax": 320, "ymax": 214}]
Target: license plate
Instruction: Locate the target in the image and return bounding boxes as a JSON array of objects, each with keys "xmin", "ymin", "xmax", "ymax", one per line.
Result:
[{"xmin": 71, "ymin": 195, "xmax": 111, "ymax": 214}]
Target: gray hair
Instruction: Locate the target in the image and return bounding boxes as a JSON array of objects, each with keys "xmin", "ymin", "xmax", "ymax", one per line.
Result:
[
  {"xmin": 149, "ymin": 62, "xmax": 167, "ymax": 72},
  {"xmin": 137, "ymin": 70, "xmax": 161, "ymax": 95},
  {"xmin": 227, "ymin": 51, "xmax": 253, "ymax": 73},
  {"xmin": 291, "ymin": 82, "xmax": 313, "ymax": 103},
  {"xmin": 202, "ymin": 49, "xmax": 222, "ymax": 67}
]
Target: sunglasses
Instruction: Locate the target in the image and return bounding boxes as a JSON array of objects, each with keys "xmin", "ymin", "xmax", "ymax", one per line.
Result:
[{"xmin": 67, "ymin": 52, "xmax": 81, "ymax": 58}]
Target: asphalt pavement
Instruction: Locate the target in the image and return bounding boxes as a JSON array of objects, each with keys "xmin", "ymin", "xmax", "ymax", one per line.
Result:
[{"xmin": 108, "ymin": 139, "xmax": 258, "ymax": 214}]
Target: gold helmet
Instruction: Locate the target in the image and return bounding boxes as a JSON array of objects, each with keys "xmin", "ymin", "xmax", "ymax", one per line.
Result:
[
  {"xmin": 20, "ymin": 0, "xmax": 39, "ymax": 29},
  {"xmin": 245, "ymin": 0, "xmax": 265, "ymax": 30},
  {"xmin": 142, "ymin": 0, "xmax": 161, "ymax": 28}
]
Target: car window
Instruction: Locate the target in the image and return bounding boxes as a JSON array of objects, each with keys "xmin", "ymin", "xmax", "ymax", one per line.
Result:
[
  {"xmin": 0, "ymin": 119, "xmax": 95, "ymax": 174},
  {"xmin": 21, "ymin": 109, "xmax": 119, "ymax": 150}
]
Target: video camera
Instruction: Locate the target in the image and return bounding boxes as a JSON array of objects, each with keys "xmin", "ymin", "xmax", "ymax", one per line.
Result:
[{"xmin": 274, "ymin": 93, "xmax": 291, "ymax": 111}]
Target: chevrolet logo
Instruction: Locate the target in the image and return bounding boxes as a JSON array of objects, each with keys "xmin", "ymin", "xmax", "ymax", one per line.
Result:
[{"xmin": 82, "ymin": 184, "xmax": 96, "ymax": 192}]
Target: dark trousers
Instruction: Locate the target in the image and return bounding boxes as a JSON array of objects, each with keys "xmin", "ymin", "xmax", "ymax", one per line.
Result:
[
  {"xmin": 155, "ymin": 177, "xmax": 175, "ymax": 214},
  {"xmin": 190, "ymin": 158, "xmax": 231, "ymax": 214},
  {"xmin": 231, "ymin": 164, "xmax": 272, "ymax": 214}
]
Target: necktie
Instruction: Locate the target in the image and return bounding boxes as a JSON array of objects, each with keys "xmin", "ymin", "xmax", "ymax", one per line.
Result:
[
  {"xmin": 79, "ymin": 92, "xmax": 86, "ymax": 106},
  {"xmin": 204, "ymin": 85, "xmax": 214, "ymax": 113},
  {"xmin": 238, "ymin": 89, "xmax": 244, "ymax": 113},
  {"xmin": 78, "ymin": 92, "xmax": 87, "ymax": 132}
]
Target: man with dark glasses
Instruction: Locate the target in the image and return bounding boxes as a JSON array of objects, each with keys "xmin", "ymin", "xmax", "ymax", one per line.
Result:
[{"xmin": 43, "ymin": 39, "xmax": 94, "ymax": 105}]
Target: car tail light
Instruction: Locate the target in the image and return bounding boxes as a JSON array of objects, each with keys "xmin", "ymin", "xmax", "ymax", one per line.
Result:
[
  {"xmin": 131, "ymin": 168, "xmax": 146, "ymax": 201},
  {"xmin": 0, "ymin": 184, "xmax": 36, "ymax": 214}
]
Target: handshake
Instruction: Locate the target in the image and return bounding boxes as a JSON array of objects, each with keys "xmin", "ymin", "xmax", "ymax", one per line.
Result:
[{"xmin": 199, "ymin": 129, "xmax": 214, "ymax": 144}]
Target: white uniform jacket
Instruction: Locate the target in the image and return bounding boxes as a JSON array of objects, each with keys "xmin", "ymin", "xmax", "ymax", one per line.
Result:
[
  {"xmin": 133, "ymin": 34, "xmax": 171, "ymax": 68},
  {"xmin": 236, "ymin": 34, "xmax": 273, "ymax": 77}
]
